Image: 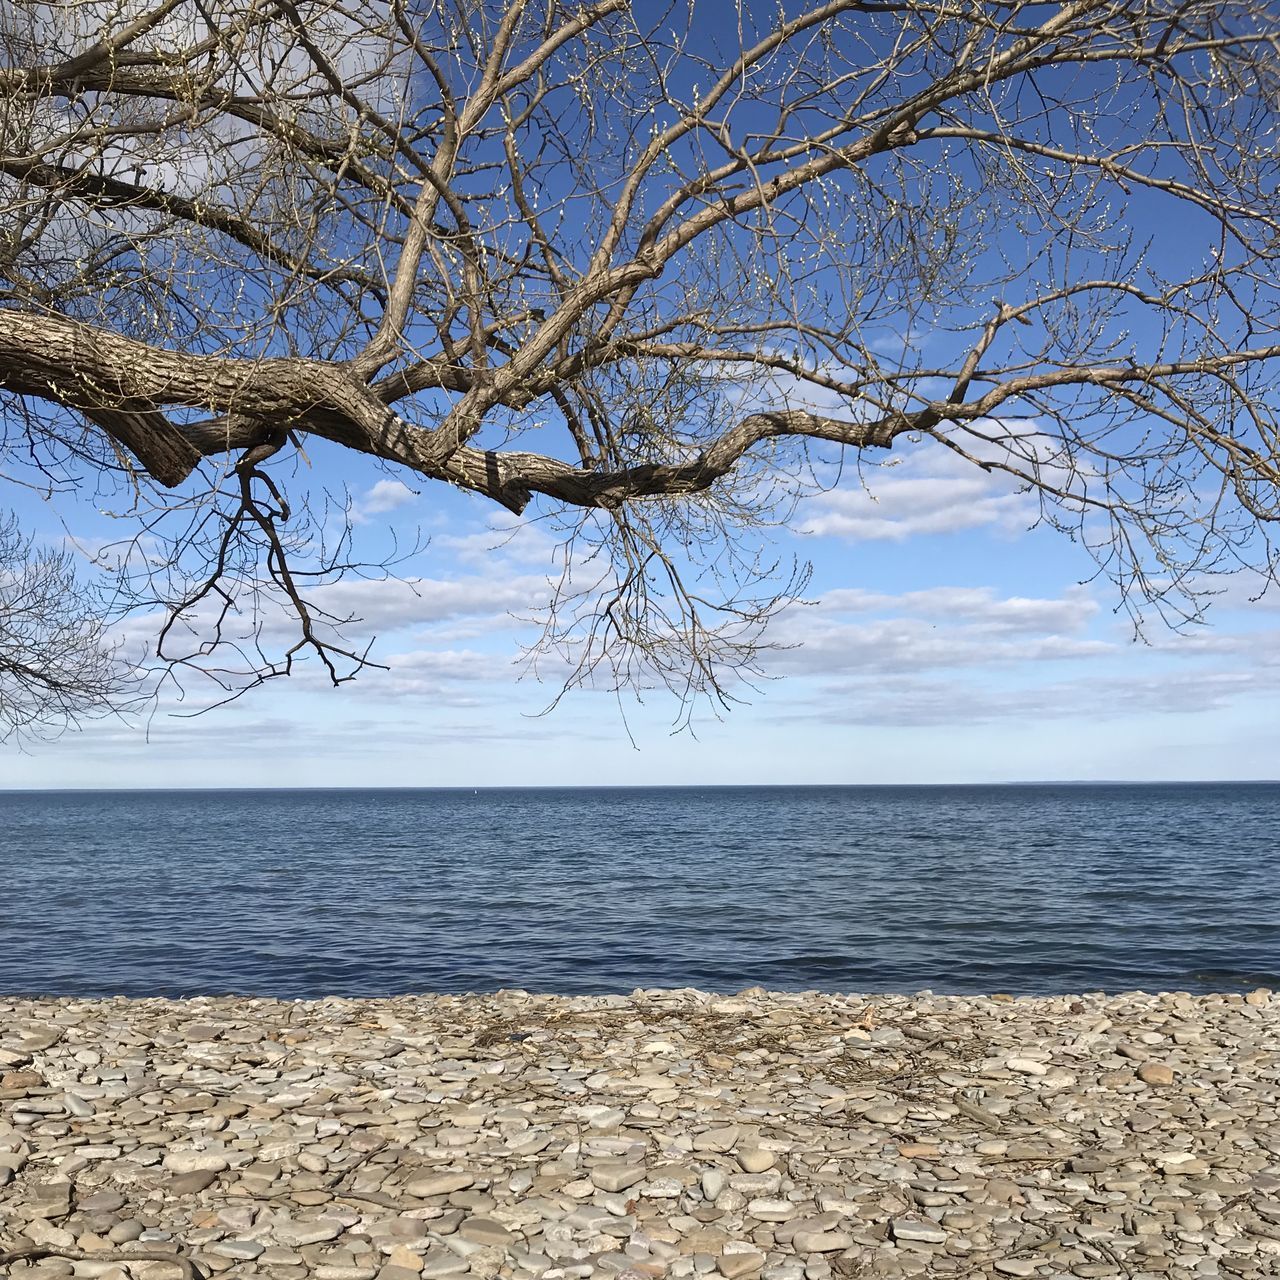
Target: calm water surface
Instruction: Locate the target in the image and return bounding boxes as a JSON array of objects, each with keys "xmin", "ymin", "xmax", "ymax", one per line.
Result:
[{"xmin": 1, "ymin": 784, "xmax": 1277, "ymax": 997}]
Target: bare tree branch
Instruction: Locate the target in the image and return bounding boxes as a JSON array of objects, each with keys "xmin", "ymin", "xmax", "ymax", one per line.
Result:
[
  {"xmin": 0, "ymin": 513, "xmax": 143, "ymax": 740},
  {"xmin": 0, "ymin": 0, "xmax": 1278, "ymax": 712}
]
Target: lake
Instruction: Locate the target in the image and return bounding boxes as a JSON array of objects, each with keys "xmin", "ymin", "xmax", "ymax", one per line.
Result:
[{"xmin": 1, "ymin": 783, "xmax": 1276, "ymax": 997}]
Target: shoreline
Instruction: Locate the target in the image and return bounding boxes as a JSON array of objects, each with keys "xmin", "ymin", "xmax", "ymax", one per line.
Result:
[{"xmin": 2, "ymin": 988, "xmax": 1278, "ymax": 1280}]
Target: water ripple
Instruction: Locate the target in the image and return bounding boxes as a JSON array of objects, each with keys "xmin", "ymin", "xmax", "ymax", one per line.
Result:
[{"xmin": 1, "ymin": 783, "xmax": 1277, "ymax": 997}]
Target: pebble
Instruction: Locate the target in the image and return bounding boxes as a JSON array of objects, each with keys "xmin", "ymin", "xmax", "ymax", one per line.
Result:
[
  {"xmin": 591, "ymin": 1162, "xmax": 648, "ymax": 1192},
  {"xmin": 719, "ymin": 1251, "xmax": 766, "ymax": 1278},
  {"xmin": 0, "ymin": 989, "xmax": 1276, "ymax": 1280},
  {"xmin": 891, "ymin": 1219, "xmax": 947, "ymax": 1244},
  {"xmin": 404, "ymin": 1172, "xmax": 474, "ymax": 1198},
  {"xmin": 162, "ymin": 1150, "xmax": 230, "ymax": 1174},
  {"xmin": 168, "ymin": 1169, "xmax": 221, "ymax": 1195},
  {"xmin": 790, "ymin": 1229, "xmax": 854, "ymax": 1253},
  {"xmin": 458, "ymin": 1216, "xmax": 516, "ymax": 1247},
  {"xmin": 992, "ymin": 1262, "xmax": 1038, "ymax": 1277},
  {"xmin": 736, "ymin": 1148, "xmax": 776, "ymax": 1173},
  {"xmin": 1006, "ymin": 1057, "xmax": 1048, "ymax": 1076}
]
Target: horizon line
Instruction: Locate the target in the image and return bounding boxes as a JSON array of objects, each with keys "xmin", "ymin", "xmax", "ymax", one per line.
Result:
[{"xmin": 3, "ymin": 779, "xmax": 1279, "ymax": 793}]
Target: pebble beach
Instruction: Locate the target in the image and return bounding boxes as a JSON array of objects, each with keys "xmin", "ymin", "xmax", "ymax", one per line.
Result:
[{"xmin": 1, "ymin": 989, "xmax": 1278, "ymax": 1280}]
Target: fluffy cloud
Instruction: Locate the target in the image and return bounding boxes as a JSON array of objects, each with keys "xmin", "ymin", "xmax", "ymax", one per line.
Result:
[
  {"xmin": 818, "ymin": 585, "xmax": 1099, "ymax": 635},
  {"xmin": 798, "ymin": 415, "xmax": 1089, "ymax": 544},
  {"xmin": 352, "ymin": 480, "xmax": 418, "ymax": 520},
  {"xmin": 283, "ymin": 573, "xmax": 543, "ymax": 635},
  {"xmin": 801, "ymin": 445, "xmax": 1035, "ymax": 542},
  {"xmin": 760, "ymin": 578, "xmax": 1277, "ymax": 730},
  {"xmin": 776, "ymin": 668, "xmax": 1260, "ymax": 729},
  {"xmin": 773, "ymin": 616, "xmax": 1111, "ymax": 679},
  {"xmin": 770, "ymin": 583, "xmax": 1109, "ymax": 678},
  {"xmin": 432, "ymin": 518, "xmax": 560, "ymax": 568}
]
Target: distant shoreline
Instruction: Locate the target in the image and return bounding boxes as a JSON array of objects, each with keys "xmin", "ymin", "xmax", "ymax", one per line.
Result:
[{"xmin": 3, "ymin": 778, "xmax": 1280, "ymax": 793}]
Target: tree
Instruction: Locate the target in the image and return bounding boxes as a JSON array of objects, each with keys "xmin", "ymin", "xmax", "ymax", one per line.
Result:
[
  {"xmin": 0, "ymin": 513, "xmax": 140, "ymax": 740},
  {"xmin": 1, "ymin": 0, "xmax": 1278, "ymax": 715}
]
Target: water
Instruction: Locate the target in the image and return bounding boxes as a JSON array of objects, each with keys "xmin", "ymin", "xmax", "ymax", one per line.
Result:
[{"xmin": 1, "ymin": 783, "xmax": 1277, "ymax": 998}]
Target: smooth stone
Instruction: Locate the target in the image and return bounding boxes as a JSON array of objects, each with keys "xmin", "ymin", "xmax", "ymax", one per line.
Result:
[
  {"xmin": 864, "ymin": 1108, "xmax": 905, "ymax": 1125},
  {"xmin": 1007, "ymin": 1058, "xmax": 1049, "ymax": 1076},
  {"xmin": 2, "ymin": 1069, "xmax": 43, "ymax": 1088},
  {"xmin": 260, "ymin": 1248, "xmax": 304, "ymax": 1265},
  {"xmin": 719, "ymin": 1252, "xmax": 766, "ymax": 1278},
  {"xmin": 406, "ymin": 1172, "xmax": 475, "ymax": 1198},
  {"xmin": 1139, "ymin": 1062, "xmax": 1176, "ymax": 1086},
  {"xmin": 24, "ymin": 1220, "xmax": 76, "ymax": 1249},
  {"xmin": 78, "ymin": 1192, "xmax": 127, "ymax": 1212},
  {"xmin": 457, "ymin": 1217, "xmax": 516, "ymax": 1248},
  {"xmin": 891, "ymin": 1219, "xmax": 947, "ymax": 1244},
  {"xmin": 791, "ymin": 1230, "xmax": 853, "ymax": 1253},
  {"xmin": 377, "ymin": 1267, "xmax": 423, "ymax": 1280},
  {"xmin": 897, "ymin": 1144, "xmax": 941, "ymax": 1160},
  {"xmin": 591, "ymin": 1162, "xmax": 648, "ymax": 1192},
  {"xmin": 22, "ymin": 1029, "xmax": 63, "ymax": 1050},
  {"xmin": 421, "ymin": 1256, "xmax": 470, "ymax": 1279},
  {"xmin": 736, "ymin": 1148, "xmax": 776, "ymax": 1173},
  {"xmin": 694, "ymin": 1127, "xmax": 741, "ymax": 1153},
  {"xmin": 211, "ymin": 1241, "xmax": 266, "ymax": 1260},
  {"xmin": 276, "ymin": 1218, "xmax": 345, "ymax": 1246},
  {"xmin": 169, "ymin": 1169, "xmax": 221, "ymax": 1194},
  {"xmin": 993, "ymin": 1262, "xmax": 1039, "ymax": 1277},
  {"xmin": 163, "ymin": 1150, "xmax": 230, "ymax": 1174},
  {"xmin": 746, "ymin": 1199, "xmax": 797, "ymax": 1221}
]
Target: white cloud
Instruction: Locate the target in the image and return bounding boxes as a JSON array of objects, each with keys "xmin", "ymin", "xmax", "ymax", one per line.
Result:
[
  {"xmin": 798, "ymin": 414, "xmax": 1091, "ymax": 544},
  {"xmin": 759, "ymin": 579, "xmax": 1278, "ymax": 731},
  {"xmin": 433, "ymin": 517, "xmax": 560, "ymax": 568},
  {"xmin": 769, "ymin": 583, "xmax": 1108, "ymax": 678},
  {"xmin": 775, "ymin": 668, "xmax": 1261, "ymax": 729},
  {"xmin": 353, "ymin": 479, "xmax": 418, "ymax": 520},
  {"xmin": 370, "ymin": 647, "xmax": 513, "ymax": 700},
  {"xmin": 818, "ymin": 584, "xmax": 1098, "ymax": 635},
  {"xmin": 801, "ymin": 446, "xmax": 1034, "ymax": 542},
  {"xmin": 304, "ymin": 574, "xmax": 541, "ymax": 633},
  {"xmin": 100, "ymin": 571, "xmax": 544, "ymax": 700},
  {"xmin": 773, "ymin": 615, "xmax": 1111, "ymax": 679}
]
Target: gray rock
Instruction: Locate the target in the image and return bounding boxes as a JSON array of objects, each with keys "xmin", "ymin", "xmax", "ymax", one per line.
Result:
[
  {"xmin": 275, "ymin": 1218, "xmax": 346, "ymax": 1246},
  {"xmin": 211, "ymin": 1240, "xmax": 266, "ymax": 1260},
  {"xmin": 590, "ymin": 1162, "xmax": 647, "ymax": 1193},
  {"xmin": 28, "ymin": 1180, "xmax": 73, "ymax": 1220},
  {"xmin": 421, "ymin": 1255, "xmax": 470, "ymax": 1279},
  {"xmin": 78, "ymin": 1191, "xmax": 127, "ymax": 1212},
  {"xmin": 791, "ymin": 1229, "xmax": 854, "ymax": 1253},
  {"xmin": 457, "ymin": 1216, "xmax": 516, "ymax": 1247},
  {"xmin": 405, "ymin": 1172, "xmax": 475, "ymax": 1198},
  {"xmin": 169, "ymin": 1169, "xmax": 221, "ymax": 1195},
  {"xmin": 163, "ymin": 1150, "xmax": 230, "ymax": 1174},
  {"xmin": 891, "ymin": 1219, "xmax": 947, "ymax": 1244},
  {"xmin": 993, "ymin": 1261, "xmax": 1039, "ymax": 1277}
]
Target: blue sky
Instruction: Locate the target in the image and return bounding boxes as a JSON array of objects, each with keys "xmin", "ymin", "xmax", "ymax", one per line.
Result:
[
  {"xmin": 4, "ymin": 4, "xmax": 1279, "ymax": 787},
  {"xmin": 5, "ymin": 422, "xmax": 1279, "ymax": 789}
]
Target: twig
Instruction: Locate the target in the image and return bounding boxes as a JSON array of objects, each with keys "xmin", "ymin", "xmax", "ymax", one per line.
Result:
[{"xmin": 0, "ymin": 1244, "xmax": 207, "ymax": 1280}]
